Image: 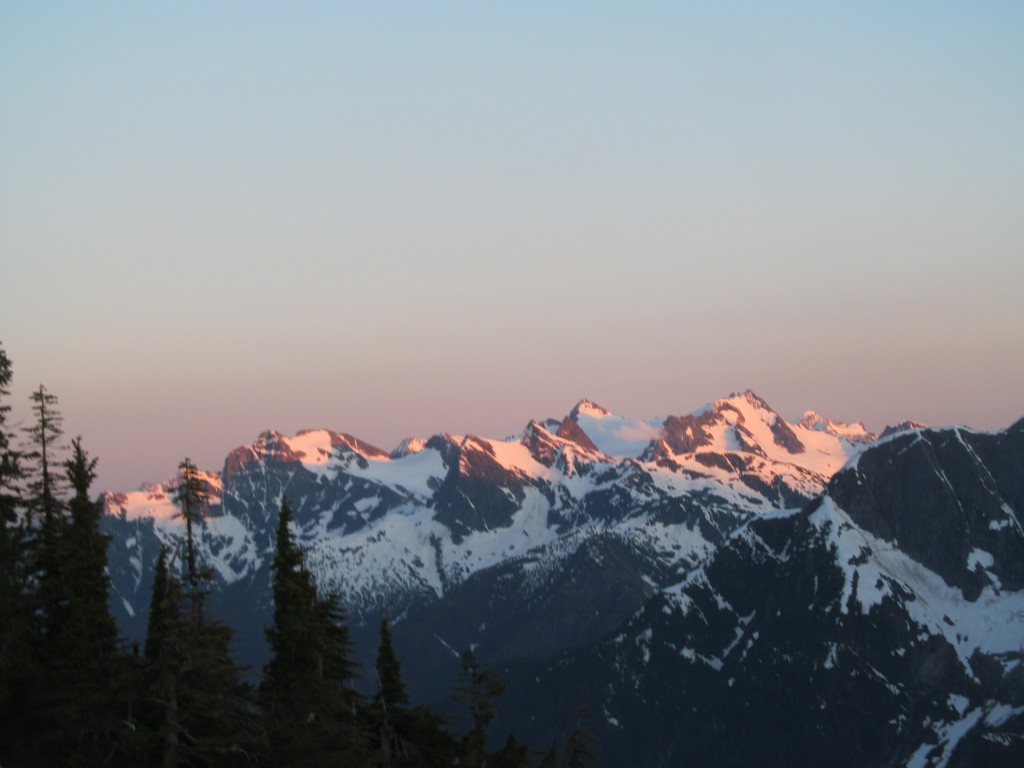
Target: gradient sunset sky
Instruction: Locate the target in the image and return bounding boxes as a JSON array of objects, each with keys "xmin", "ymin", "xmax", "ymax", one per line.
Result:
[{"xmin": 2, "ymin": 2, "xmax": 1022, "ymax": 493}]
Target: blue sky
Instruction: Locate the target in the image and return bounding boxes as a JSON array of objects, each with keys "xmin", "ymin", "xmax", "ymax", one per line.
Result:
[{"xmin": 2, "ymin": 2, "xmax": 1022, "ymax": 492}]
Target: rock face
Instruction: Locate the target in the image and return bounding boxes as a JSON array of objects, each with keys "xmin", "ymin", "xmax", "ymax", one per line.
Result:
[
  {"xmin": 829, "ymin": 424, "xmax": 1024, "ymax": 598},
  {"xmin": 495, "ymin": 420, "xmax": 1024, "ymax": 768}
]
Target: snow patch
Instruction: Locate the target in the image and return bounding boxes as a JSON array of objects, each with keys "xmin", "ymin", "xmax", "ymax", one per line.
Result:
[
  {"xmin": 574, "ymin": 408, "xmax": 663, "ymax": 458},
  {"xmin": 812, "ymin": 497, "xmax": 1024, "ymax": 672}
]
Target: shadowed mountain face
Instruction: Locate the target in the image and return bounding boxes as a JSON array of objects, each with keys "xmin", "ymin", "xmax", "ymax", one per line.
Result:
[
  {"xmin": 494, "ymin": 421, "xmax": 1024, "ymax": 767},
  {"xmin": 827, "ymin": 423, "xmax": 1024, "ymax": 598},
  {"xmin": 97, "ymin": 394, "xmax": 1024, "ymax": 764}
]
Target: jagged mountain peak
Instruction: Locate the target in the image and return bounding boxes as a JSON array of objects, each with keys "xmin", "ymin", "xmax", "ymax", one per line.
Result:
[
  {"xmin": 666, "ymin": 390, "xmax": 807, "ymax": 458},
  {"xmin": 521, "ymin": 418, "xmax": 608, "ymax": 468},
  {"xmin": 224, "ymin": 428, "xmax": 389, "ymax": 478},
  {"xmin": 564, "ymin": 399, "xmax": 662, "ymax": 458},
  {"xmin": 698, "ymin": 389, "xmax": 786, "ymax": 423},
  {"xmin": 569, "ymin": 397, "xmax": 612, "ymax": 420},
  {"xmin": 879, "ymin": 420, "xmax": 928, "ymax": 439},
  {"xmin": 727, "ymin": 388, "xmax": 773, "ymax": 411},
  {"xmin": 798, "ymin": 410, "xmax": 876, "ymax": 444},
  {"xmin": 285, "ymin": 429, "xmax": 389, "ymax": 462},
  {"xmin": 390, "ymin": 436, "xmax": 427, "ymax": 458}
]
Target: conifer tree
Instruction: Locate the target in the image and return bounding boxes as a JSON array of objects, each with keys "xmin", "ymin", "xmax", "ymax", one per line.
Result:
[
  {"xmin": 316, "ymin": 592, "xmax": 361, "ymax": 709},
  {"xmin": 10, "ymin": 383, "xmax": 72, "ymax": 762},
  {"xmin": 372, "ymin": 616, "xmax": 411, "ymax": 767},
  {"xmin": 489, "ymin": 733, "xmax": 530, "ymax": 768},
  {"xmin": 452, "ymin": 647, "xmax": 505, "ymax": 767},
  {"xmin": 60, "ymin": 438, "xmax": 119, "ymax": 662},
  {"xmin": 0, "ymin": 343, "xmax": 30, "ymax": 763},
  {"xmin": 167, "ymin": 456, "xmax": 259, "ymax": 764},
  {"xmin": 145, "ymin": 547, "xmax": 177, "ymax": 662},
  {"xmin": 399, "ymin": 705, "xmax": 457, "ymax": 768},
  {"xmin": 563, "ymin": 700, "xmax": 596, "ymax": 768},
  {"xmin": 539, "ymin": 743, "xmax": 559, "ymax": 768},
  {"xmin": 62, "ymin": 438, "xmax": 118, "ymax": 657},
  {"xmin": 0, "ymin": 343, "xmax": 20, "ymax": 521},
  {"xmin": 143, "ymin": 547, "xmax": 187, "ymax": 768},
  {"xmin": 366, "ymin": 616, "xmax": 458, "ymax": 768},
  {"xmin": 142, "ymin": 546, "xmax": 258, "ymax": 766},
  {"xmin": 262, "ymin": 497, "xmax": 365, "ymax": 766},
  {"xmin": 21, "ymin": 384, "xmax": 68, "ymax": 632},
  {"xmin": 0, "ymin": 357, "xmax": 132, "ymax": 764},
  {"xmin": 375, "ymin": 616, "xmax": 409, "ymax": 712},
  {"xmin": 180, "ymin": 610, "xmax": 259, "ymax": 764},
  {"xmin": 172, "ymin": 457, "xmax": 209, "ymax": 621},
  {"xmin": 22, "ymin": 383, "xmax": 65, "ymax": 526},
  {"xmin": 264, "ymin": 498, "xmax": 319, "ymax": 700},
  {"xmin": 28, "ymin": 439, "xmax": 129, "ymax": 765},
  {"xmin": 19, "ymin": 384, "xmax": 72, "ymax": 703},
  {"xmin": 58, "ymin": 438, "xmax": 127, "ymax": 761}
]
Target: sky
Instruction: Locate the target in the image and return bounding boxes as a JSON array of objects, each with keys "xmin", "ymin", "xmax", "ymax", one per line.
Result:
[{"xmin": 2, "ymin": 2, "xmax": 1022, "ymax": 494}]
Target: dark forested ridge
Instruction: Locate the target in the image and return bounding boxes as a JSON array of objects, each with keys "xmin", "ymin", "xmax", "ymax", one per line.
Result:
[{"xmin": 2, "ymin": 339, "xmax": 1023, "ymax": 767}]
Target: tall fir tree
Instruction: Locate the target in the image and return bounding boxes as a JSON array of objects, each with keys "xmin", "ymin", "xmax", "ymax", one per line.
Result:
[
  {"xmin": 375, "ymin": 617, "xmax": 409, "ymax": 712},
  {"xmin": 368, "ymin": 617, "xmax": 456, "ymax": 768},
  {"xmin": 563, "ymin": 700, "xmax": 597, "ymax": 768},
  {"xmin": 143, "ymin": 547, "xmax": 187, "ymax": 768},
  {"xmin": 142, "ymin": 545, "xmax": 259, "ymax": 767},
  {"xmin": 62, "ymin": 437, "xmax": 119, "ymax": 660},
  {"xmin": 0, "ymin": 343, "xmax": 20, "ymax": 521},
  {"xmin": 171, "ymin": 457, "xmax": 210, "ymax": 622},
  {"xmin": 21, "ymin": 385, "xmax": 68, "ymax": 635},
  {"xmin": 451, "ymin": 648, "xmax": 505, "ymax": 768},
  {"xmin": 0, "ymin": 343, "xmax": 31, "ymax": 763},
  {"xmin": 21, "ymin": 383, "xmax": 65, "ymax": 526},
  {"xmin": 538, "ymin": 743, "xmax": 559, "ymax": 768},
  {"xmin": 48, "ymin": 438, "xmax": 129, "ymax": 765},
  {"xmin": 371, "ymin": 617, "xmax": 410, "ymax": 768},
  {"xmin": 25, "ymin": 438, "xmax": 129, "ymax": 766},
  {"xmin": 262, "ymin": 497, "xmax": 365, "ymax": 766},
  {"xmin": 12, "ymin": 384, "xmax": 72, "ymax": 763},
  {"xmin": 21, "ymin": 385, "xmax": 70, "ymax": 685},
  {"xmin": 489, "ymin": 733, "xmax": 530, "ymax": 768},
  {"xmin": 315, "ymin": 593, "xmax": 361, "ymax": 709},
  {"xmin": 0, "ymin": 356, "xmax": 134, "ymax": 765},
  {"xmin": 144, "ymin": 450, "xmax": 261, "ymax": 768}
]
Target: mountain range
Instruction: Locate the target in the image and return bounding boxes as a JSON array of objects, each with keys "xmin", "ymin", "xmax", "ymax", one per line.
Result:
[{"xmin": 99, "ymin": 391, "xmax": 1024, "ymax": 766}]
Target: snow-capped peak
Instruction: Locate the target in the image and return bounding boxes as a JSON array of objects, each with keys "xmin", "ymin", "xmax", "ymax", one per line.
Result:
[
  {"xmin": 644, "ymin": 390, "xmax": 878, "ymax": 479},
  {"xmin": 281, "ymin": 429, "xmax": 336, "ymax": 466},
  {"xmin": 390, "ymin": 437, "xmax": 427, "ymax": 458},
  {"xmin": 799, "ymin": 410, "xmax": 826, "ymax": 428},
  {"xmin": 567, "ymin": 399, "xmax": 662, "ymax": 458},
  {"xmin": 689, "ymin": 389, "xmax": 770, "ymax": 418},
  {"xmin": 105, "ymin": 470, "xmax": 223, "ymax": 522},
  {"xmin": 798, "ymin": 411, "xmax": 876, "ymax": 444},
  {"xmin": 570, "ymin": 398, "xmax": 612, "ymax": 420}
]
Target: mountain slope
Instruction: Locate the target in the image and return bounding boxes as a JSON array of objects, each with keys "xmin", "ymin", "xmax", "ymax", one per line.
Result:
[{"xmin": 495, "ymin": 420, "xmax": 1024, "ymax": 767}]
